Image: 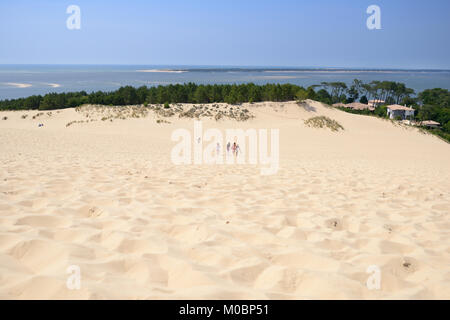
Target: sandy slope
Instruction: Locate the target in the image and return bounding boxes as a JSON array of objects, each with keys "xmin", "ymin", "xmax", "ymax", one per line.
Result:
[{"xmin": 0, "ymin": 100, "xmax": 449, "ymax": 299}]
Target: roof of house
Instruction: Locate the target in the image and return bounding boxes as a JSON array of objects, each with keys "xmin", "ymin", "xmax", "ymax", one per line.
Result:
[
  {"xmin": 346, "ymin": 102, "xmax": 374, "ymax": 111},
  {"xmin": 332, "ymin": 103, "xmax": 346, "ymax": 107},
  {"xmin": 420, "ymin": 120, "xmax": 440, "ymax": 126},
  {"xmin": 387, "ymin": 104, "xmax": 414, "ymax": 111}
]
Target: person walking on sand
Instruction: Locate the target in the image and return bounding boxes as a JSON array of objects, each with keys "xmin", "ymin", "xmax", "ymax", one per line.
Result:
[
  {"xmin": 235, "ymin": 144, "xmax": 240, "ymax": 157},
  {"xmin": 226, "ymin": 142, "xmax": 231, "ymax": 155},
  {"xmin": 232, "ymin": 142, "xmax": 237, "ymax": 156},
  {"xmin": 216, "ymin": 142, "xmax": 221, "ymax": 156}
]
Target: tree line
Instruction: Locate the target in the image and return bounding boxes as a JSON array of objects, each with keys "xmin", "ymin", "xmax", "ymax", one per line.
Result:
[
  {"xmin": 415, "ymin": 88, "xmax": 450, "ymax": 135},
  {"xmin": 0, "ymin": 80, "xmax": 427, "ymax": 111},
  {"xmin": 0, "ymin": 80, "xmax": 448, "ymax": 138},
  {"xmin": 298, "ymin": 79, "xmax": 416, "ymax": 106},
  {"xmin": 0, "ymin": 83, "xmax": 300, "ymax": 111}
]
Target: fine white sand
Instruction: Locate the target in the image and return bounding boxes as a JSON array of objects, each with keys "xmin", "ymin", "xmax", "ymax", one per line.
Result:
[
  {"xmin": 0, "ymin": 100, "xmax": 449, "ymax": 299},
  {"xmin": 136, "ymin": 69, "xmax": 187, "ymax": 73},
  {"xmin": 46, "ymin": 83, "xmax": 61, "ymax": 88},
  {"xmin": 4, "ymin": 83, "xmax": 32, "ymax": 88}
]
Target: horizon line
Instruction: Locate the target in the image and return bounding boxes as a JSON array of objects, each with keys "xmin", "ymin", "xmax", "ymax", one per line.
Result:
[{"xmin": 0, "ymin": 64, "xmax": 449, "ymax": 72}]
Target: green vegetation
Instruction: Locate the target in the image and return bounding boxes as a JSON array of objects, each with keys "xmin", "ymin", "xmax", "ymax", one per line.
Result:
[
  {"xmin": 312, "ymin": 79, "xmax": 416, "ymax": 105},
  {"xmin": 0, "ymin": 83, "xmax": 301, "ymax": 111},
  {"xmin": 304, "ymin": 116, "xmax": 344, "ymax": 132},
  {"xmin": 0, "ymin": 80, "xmax": 419, "ymax": 111},
  {"xmin": 336, "ymin": 107, "xmax": 374, "ymax": 116},
  {"xmin": 423, "ymin": 128, "xmax": 450, "ymax": 143},
  {"xmin": 0, "ymin": 80, "xmax": 448, "ymax": 142},
  {"xmin": 415, "ymin": 88, "xmax": 450, "ymax": 123},
  {"xmin": 311, "ymin": 82, "xmax": 449, "ymax": 143},
  {"xmin": 415, "ymin": 89, "xmax": 450, "ymax": 142}
]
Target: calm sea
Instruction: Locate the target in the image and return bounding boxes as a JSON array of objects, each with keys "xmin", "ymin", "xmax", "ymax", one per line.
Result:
[{"xmin": 1, "ymin": 65, "xmax": 449, "ymax": 100}]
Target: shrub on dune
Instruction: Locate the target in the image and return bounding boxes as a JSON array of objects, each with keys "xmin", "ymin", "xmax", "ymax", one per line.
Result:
[{"xmin": 304, "ymin": 116, "xmax": 344, "ymax": 132}]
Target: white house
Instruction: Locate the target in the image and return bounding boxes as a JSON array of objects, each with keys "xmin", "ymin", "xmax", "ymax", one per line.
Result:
[{"xmin": 386, "ymin": 105, "xmax": 415, "ymax": 120}]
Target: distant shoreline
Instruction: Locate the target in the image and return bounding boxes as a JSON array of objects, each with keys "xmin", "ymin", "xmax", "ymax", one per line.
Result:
[
  {"xmin": 136, "ymin": 69, "xmax": 187, "ymax": 73},
  {"xmin": 1, "ymin": 65, "xmax": 450, "ymax": 73},
  {"xmin": 4, "ymin": 82, "xmax": 32, "ymax": 88},
  {"xmin": 134, "ymin": 68, "xmax": 450, "ymax": 74},
  {"xmin": 1, "ymin": 82, "xmax": 61, "ymax": 89}
]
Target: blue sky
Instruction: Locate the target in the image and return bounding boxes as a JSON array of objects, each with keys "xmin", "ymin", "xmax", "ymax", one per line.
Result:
[{"xmin": 0, "ymin": 0, "xmax": 449, "ymax": 68}]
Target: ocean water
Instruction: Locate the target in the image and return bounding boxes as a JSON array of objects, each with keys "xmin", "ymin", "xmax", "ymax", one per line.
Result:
[{"xmin": 0, "ymin": 65, "xmax": 449, "ymax": 100}]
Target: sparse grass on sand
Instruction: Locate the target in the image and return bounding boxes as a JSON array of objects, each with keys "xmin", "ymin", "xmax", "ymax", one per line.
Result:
[
  {"xmin": 304, "ymin": 116, "xmax": 344, "ymax": 132},
  {"xmin": 156, "ymin": 119, "xmax": 171, "ymax": 124},
  {"xmin": 72, "ymin": 103, "xmax": 254, "ymax": 124}
]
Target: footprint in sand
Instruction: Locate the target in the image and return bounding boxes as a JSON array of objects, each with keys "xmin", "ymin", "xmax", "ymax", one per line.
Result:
[
  {"xmin": 87, "ymin": 206, "xmax": 103, "ymax": 218},
  {"xmin": 401, "ymin": 258, "xmax": 417, "ymax": 273},
  {"xmin": 383, "ymin": 224, "xmax": 394, "ymax": 233},
  {"xmin": 3, "ymin": 191, "xmax": 18, "ymax": 196},
  {"xmin": 192, "ymin": 182, "xmax": 207, "ymax": 189},
  {"xmin": 326, "ymin": 218, "xmax": 344, "ymax": 231}
]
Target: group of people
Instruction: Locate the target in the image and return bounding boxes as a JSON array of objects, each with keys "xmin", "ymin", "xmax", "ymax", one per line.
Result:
[
  {"xmin": 225, "ymin": 141, "xmax": 240, "ymax": 157},
  {"xmin": 197, "ymin": 138, "xmax": 241, "ymax": 158},
  {"xmin": 213, "ymin": 141, "xmax": 241, "ymax": 157}
]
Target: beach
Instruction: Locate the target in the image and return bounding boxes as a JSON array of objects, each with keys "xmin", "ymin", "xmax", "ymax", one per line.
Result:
[{"xmin": 0, "ymin": 100, "xmax": 449, "ymax": 299}]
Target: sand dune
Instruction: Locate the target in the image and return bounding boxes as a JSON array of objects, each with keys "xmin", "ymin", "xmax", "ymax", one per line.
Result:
[
  {"xmin": 0, "ymin": 101, "xmax": 449, "ymax": 299},
  {"xmin": 46, "ymin": 83, "xmax": 61, "ymax": 88},
  {"xmin": 4, "ymin": 83, "xmax": 32, "ymax": 88},
  {"xmin": 136, "ymin": 69, "xmax": 187, "ymax": 73}
]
